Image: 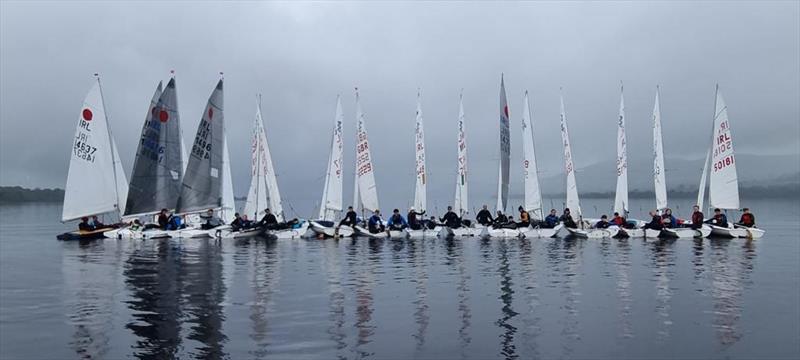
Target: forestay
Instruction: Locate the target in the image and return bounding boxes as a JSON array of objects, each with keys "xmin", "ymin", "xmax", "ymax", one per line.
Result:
[
  {"xmin": 62, "ymin": 78, "xmax": 128, "ymax": 222},
  {"xmin": 354, "ymin": 89, "xmax": 380, "ymax": 213},
  {"xmin": 708, "ymin": 85, "xmax": 740, "ymax": 210},
  {"xmin": 176, "ymin": 79, "xmax": 224, "ymax": 214},
  {"xmin": 559, "ymin": 93, "xmax": 582, "ymax": 218},
  {"xmin": 318, "ymin": 96, "xmax": 345, "ymax": 221},
  {"xmin": 496, "ymin": 75, "xmax": 511, "ymax": 212},
  {"xmin": 125, "ymin": 78, "xmax": 186, "ymax": 216},
  {"xmin": 652, "ymin": 87, "xmax": 668, "ymax": 211},
  {"xmin": 614, "ymin": 84, "xmax": 629, "ymax": 215},
  {"xmin": 413, "ymin": 91, "xmax": 427, "ymax": 212},
  {"xmin": 521, "ymin": 91, "xmax": 543, "ymax": 219},
  {"xmin": 454, "ymin": 93, "xmax": 469, "ymax": 216}
]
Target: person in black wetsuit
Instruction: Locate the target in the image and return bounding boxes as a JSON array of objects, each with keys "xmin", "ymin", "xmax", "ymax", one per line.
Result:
[
  {"xmin": 336, "ymin": 206, "xmax": 358, "ymax": 236},
  {"xmin": 643, "ymin": 211, "xmax": 663, "ymax": 230},
  {"xmin": 407, "ymin": 207, "xmax": 426, "ymax": 230},
  {"xmin": 78, "ymin": 217, "xmax": 93, "ymax": 231},
  {"xmin": 259, "ymin": 208, "xmax": 279, "ymax": 229},
  {"xmin": 493, "ymin": 210, "xmax": 509, "ymax": 227},
  {"xmin": 157, "ymin": 209, "xmax": 170, "ymax": 230},
  {"xmin": 594, "ymin": 215, "xmax": 611, "ymax": 229},
  {"xmin": 559, "ymin": 208, "xmax": 577, "ymax": 228},
  {"xmin": 704, "ymin": 208, "xmax": 728, "ymax": 227},
  {"xmin": 440, "ymin": 206, "xmax": 461, "ymax": 228},
  {"xmin": 476, "ymin": 205, "xmax": 493, "ymax": 226},
  {"xmin": 231, "ymin": 213, "xmax": 245, "ymax": 231}
]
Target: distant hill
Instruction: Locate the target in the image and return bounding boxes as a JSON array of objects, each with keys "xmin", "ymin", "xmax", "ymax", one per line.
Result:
[{"xmin": 0, "ymin": 186, "xmax": 64, "ymax": 204}]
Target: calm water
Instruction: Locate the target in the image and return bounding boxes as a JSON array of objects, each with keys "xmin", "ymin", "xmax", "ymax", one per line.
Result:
[{"xmin": 1, "ymin": 199, "xmax": 799, "ymax": 359}]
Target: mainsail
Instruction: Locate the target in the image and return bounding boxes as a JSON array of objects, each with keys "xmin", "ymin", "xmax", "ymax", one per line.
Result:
[
  {"xmin": 220, "ymin": 131, "xmax": 236, "ymax": 223},
  {"xmin": 62, "ymin": 77, "xmax": 128, "ymax": 221},
  {"xmin": 697, "ymin": 148, "xmax": 711, "ymax": 210},
  {"xmin": 521, "ymin": 91, "xmax": 543, "ymax": 219},
  {"xmin": 559, "ymin": 93, "xmax": 582, "ymax": 218},
  {"xmin": 243, "ymin": 100, "xmax": 283, "ymax": 222},
  {"xmin": 318, "ymin": 96, "xmax": 345, "ymax": 221},
  {"xmin": 496, "ymin": 74, "xmax": 511, "ymax": 212},
  {"xmin": 708, "ymin": 85, "xmax": 740, "ymax": 210},
  {"xmin": 614, "ymin": 84, "xmax": 629, "ymax": 215},
  {"xmin": 652, "ymin": 87, "xmax": 668, "ymax": 211},
  {"xmin": 454, "ymin": 93, "xmax": 469, "ymax": 216},
  {"xmin": 413, "ymin": 91, "xmax": 427, "ymax": 212},
  {"xmin": 176, "ymin": 79, "xmax": 224, "ymax": 214},
  {"xmin": 125, "ymin": 78, "xmax": 185, "ymax": 216},
  {"xmin": 354, "ymin": 89, "xmax": 380, "ymax": 213}
]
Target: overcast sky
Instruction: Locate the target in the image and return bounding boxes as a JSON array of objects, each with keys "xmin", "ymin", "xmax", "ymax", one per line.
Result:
[{"xmin": 1, "ymin": 1, "xmax": 798, "ymax": 215}]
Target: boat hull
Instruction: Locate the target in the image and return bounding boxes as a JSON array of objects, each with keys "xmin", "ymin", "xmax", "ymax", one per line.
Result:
[
  {"xmin": 520, "ymin": 224, "xmax": 563, "ymax": 238},
  {"xmin": 481, "ymin": 226, "xmax": 522, "ymax": 238},
  {"xmin": 269, "ymin": 222, "xmax": 310, "ymax": 239},
  {"xmin": 354, "ymin": 225, "xmax": 388, "ymax": 239},
  {"xmin": 565, "ymin": 227, "xmax": 619, "ymax": 238},
  {"xmin": 310, "ymin": 221, "xmax": 354, "ymax": 238},
  {"xmin": 709, "ymin": 224, "xmax": 748, "ymax": 238},
  {"xmin": 57, "ymin": 227, "xmax": 113, "ymax": 241},
  {"xmin": 406, "ymin": 227, "xmax": 441, "ymax": 239},
  {"xmin": 735, "ymin": 225, "xmax": 765, "ymax": 239}
]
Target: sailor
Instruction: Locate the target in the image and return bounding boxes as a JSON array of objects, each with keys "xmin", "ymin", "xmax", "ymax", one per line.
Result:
[
  {"xmin": 78, "ymin": 217, "xmax": 93, "ymax": 231},
  {"xmin": 90, "ymin": 215, "xmax": 105, "ymax": 229},
  {"xmin": 335, "ymin": 206, "xmax": 358, "ymax": 235},
  {"xmin": 559, "ymin": 208, "xmax": 577, "ymax": 228},
  {"xmin": 493, "ymin": 210, "xmax": 509, "ymax": 227},
  {"xmin": 407, "ymin": 207, "xmax": 426, "ymax": 230},
  {"xmin": 737, "ymin": 208, "xmax": 756, "ymax": 227},
  {"xmin": 157, "ymin": 208, "xmax": 170, "ymax": 230},
  {"xmin": 594, "ymin": 215, "xmax": 611, "ymax": 229},
  {"xmin": 259, "ymin": 208, "xmax": 279, "ymax": 229},
  {"xmin": 690, "ymin": 205, "xmax": 704, "ymax": 229},
  {"xmin": 476, "ymin": 205, "xmax": 494, "ymax": 226},
  {"xmin": 643, "ymin": 211, "xmax": 663, "ymax": 230},
  {"xmin": 241, "ymin": 214, "xmax": 253, "ymax": 229},
  {"xmin": 440, "ymin": 206, "xmax": 461, "ymax": 228},
  {"xmin": 387, "ymin": 209, "xmax": 408, "ymax": 231},
  {"xmin": 231, "ymin": 213, "xmax": 245, "ymax": 231},
  {"xmin": 368, "ymin": 210, "xmax": 385, "ymax": 234},
  {"xmin": 611, "ymin": 212, "xmax": 626, "ymax": 227},
  {"xmin": 425, "ymin": 216, "xmax": 438, "ymax": 230},
  {"xmin": 661, "ymin": 208, "xmax": 678, "ymax": 228},
  {"xmin": 517, "ymin": 206, "xmax": 530, "ymax": 228},
  {"xmin": 704, "ymin": 208, "xmax": 728, "ymax": 227},
  {"xmin": 544, "ymin": 209, "xmax": 560, "ymax": 228},
  {"xmin": 200, "ymin": 209, "xmax": 222, "ymax": 230},
  {"xmin": 129, "ymin": 219, "xmax": 143, "ymax": 231}
]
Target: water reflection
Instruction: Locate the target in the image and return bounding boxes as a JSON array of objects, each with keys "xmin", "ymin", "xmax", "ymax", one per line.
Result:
[
  {"xmin": 407, "ymin": 240, "xmax": 429, "ymax": 350},
  {"xmin": 446, "ymin": 239, "xmax": 472, "ymax": 354},
  {"xmin": 323, "ymin": 239, "xmax": 347, "ymax": 359},
  {"xmin": 708, "ymin": 239, "xmax": 756, "ymax": 347},
  {"xmin": 495, "ymin": 239, "xmax": 518, "ymax": 359},
  {"xmin": 347, "ymin": 239, "xmax": 376, "ymax": 357},
  {"xmin": 246, "ymin": 238, "xmax": 279, "ymax": 358},
  {"xmin": 650, "ymin": 239, "xmax": 677, "ymax": 341},
  {"xmin": 517, "ymin": 239, "xmax": 541, "ymax": 358},
  {"xmin": 615, "ymin": 239, "xmax": 634, "ymax": 340}
]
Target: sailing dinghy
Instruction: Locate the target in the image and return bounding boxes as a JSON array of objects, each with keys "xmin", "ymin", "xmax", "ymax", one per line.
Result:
[
  {"xmin": 701, "ymin": 86, "xmax": 763, "ymax": 239},
  {"xmin": 482, "ymin": 75, "xmax": 522, "ymax": 238},
  {"xmin": 58, "ymin": 76, "xmax": 129, "ymax": 240},
  {"xmin": 518, "ymin": 91, "xmax": 562, "ymax": 238},
  {"xmin": 405, "ymin": 92, "xmax": 439, "ymax": 239},
  {"xmin": 558, "ymin": 91, "xmax": 618, "ymax": 239},
  {"xmin": 440, "ymin": 92, "xmax": 476, "ymax": 237},
  {"xmin": 309, "ymin": 97, "xmax": 352, "ymax": 237}
]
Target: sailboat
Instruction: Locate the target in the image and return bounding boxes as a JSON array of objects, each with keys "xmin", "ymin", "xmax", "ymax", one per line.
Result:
[
  {"xmin": 559, "ymin": 90, "xmax": 618, "ymax": 238},
  {"xmin": 442, "ymin": 92, "xmax": 475, "ymax": 237},
  {"xmin": 700, "ymin": 86, "xmax": 763, "ymax": 239},
  {"xmin": 351, "ymin": 89, "xmax": 391, "ymax": 238},
  {"xmin": 406, "ymin": 91, "xmax": 437, "ymax": 239},
  {"xmin": 518, "ymin": 91, "xmax": 562, "ymax": 238},
  {"xmin": 481, "ymin": 75, "xmax": 522, "ymax": 238},
  {"xmin": 58, "ymin": 76, "xmax": 129, "ymax": 240},
  {"xmin": 310, "ymin": 96, "xmax": 352, "ymax": 237}
]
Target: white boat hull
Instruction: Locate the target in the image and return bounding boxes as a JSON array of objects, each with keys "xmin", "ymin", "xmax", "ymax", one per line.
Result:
[
  {"xmin": 662, "ymin": 227, "xmax": 702, "ymax": 238},
  {"xmin": 735, "ymin": 225, "xmax": 765, "ymax": 239},
  {"xmin": 565, "ymin": 227, "xmax": 619, "ymax": 238},
  {"xmin": 709, "ymin": 224, "xmax": 748, "ymax": 238},
  {"xmin": 104, "ymin": 227, "xmax": 171, "ymax": 239},
  {"xmin": 354, "ymin": 225, "xmax": 388, "ymax": 239},
  {"xmin": 438, "ymin": 226, "xmax": 476, "ymax": 237},
  {"xmin": 481, "ymin": 226, "xmax": 522, "ymax": 238},
  {"xmin": 310, "ymin": 221, "xmax": 354, "ymax": 238},
  {"xmin": 406, "ymin": 227, "xmax": 440, "ymax": 239},
  {"xmin": 269, "ymin": 222, "xmax": 310, "ymax": 239},
  {"xmin": 520, "ymin": 224, "xmax": 563, "ymax": 238}
]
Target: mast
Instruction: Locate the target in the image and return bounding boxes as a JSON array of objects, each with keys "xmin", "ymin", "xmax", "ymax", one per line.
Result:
[{"xmin": 559, "ymin": 89, "xmax": 582, "ymax": 221}]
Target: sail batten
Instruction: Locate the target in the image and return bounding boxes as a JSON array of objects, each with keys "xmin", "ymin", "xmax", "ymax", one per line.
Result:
[
  {"xmin": 522, "ymin": 91, "xmax": 543, "ymax": 219},
  {"xmin": 413, "ymin": 91, "xmax": 427, "ymax": 212}
]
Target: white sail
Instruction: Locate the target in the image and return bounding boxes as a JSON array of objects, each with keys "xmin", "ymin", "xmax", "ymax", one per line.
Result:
[
  {"xmin": 614, "ymin": 84, "xmax": 629, "ymax": 215},
  {"xmin": 496, "ymin": 75, "xmax": 511, "ymax": 212},
  {"xmin": 708, "ymin": 85, "xmax": 740, "ymax": 210},
  {"xmin": 413, "ymin": 91, "xmax": 427, "ymax": 212},
  {"xmin": 454, "ymin": 93, "xmax": 469, "ymax": 216},
  {"xmin": 652, "ymin": 87, "xmax": 668, "ymax": 211},
  {"xmin": 62, "ymin": 78, "xmax": 125, "ymax": 222},
  {"xmin": 697, "ymin": 148, "xmax": 711, "ymax": 210},
  {"xmin": 354, "ymin": 89, "xmax": 380, "ymax": 213},
  {"xmin": 243, "ymin": 101, "xmax": 283, "ymax": 221},
  {"xmin": 111, "ymin": 136, "xmax": 129, "ymax": 217},
  {"xmin": 318, "ymin": 96, "xmax": 345, "ymax": 221},
  {"xmin": 521, "ymin": 91, "xmax": 543, "ymax": 219},
  {"xmin": 559, "ymin": 93, "xmax": 582, "ymax": 218},
  {"xmin": 220, "ymin": 131, "xmax": 235, "ymax": 223}
]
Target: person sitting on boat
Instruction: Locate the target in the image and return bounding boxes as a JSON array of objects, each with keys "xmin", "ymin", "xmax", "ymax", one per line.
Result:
[
  {"xmin": 335, "ymin": 206, "xmax": 358, "ymax": 236},
  {"xmin": 157, "ymin": 209, "xmax": 170, "ymax": 230},
  {"xmin": 440, "ymin": 206, "xmax": 461, "ymax": 228},
  {"xmin": 559, "ymin": 208, "xmax": 577, "ymax": 228},
  {"xmin": 258, "ymin": 208, "xmax": 279, "ymax": 229},
  {"xmin": 424, "ymin": 216, "xmax": 439, "ymax": 230},
  {"xmin": 387, "ymin": 209, "xmax": 408, "ymax": 231},
  {"xmin": 129, "ymin": 219, "xmax": 143, "ymax": 231},
  {"xmin": 610, "ymin": 212, "xmax": 626, "ymax": 227},
  {"xmin": 594, "ymin": 215, "xmax": 611, "ymax": 229},
  {"xmin": 476, "ymin": 205, "xmax": 494, "ymax": 226},
  {"xmin": 368, "ymin": 210, "xmax": 385, "ymax": 234},
  {"xmin": 689, "ymin": 205, "xmax": 704, "ymax": 229},
  {"xmin": 737, "ymin": 208, "xmax": 756, "ymax": 227},
  {"xmin": 407, "ymin": 207, "xmax": 426, "ymax": 230},
  {"xmin": 241, "ymin": 214, "xmax": 253, "ymax": 229},
  {"xmin": 643, "ymin": 211, "xmax": 663, "ymax": 230},
  {"xmin": 166, "ymin": 214, "xmax": 183, "ymax": 230},
  {"xmin": 200, "ymin": 209, "xmax": 222, "ymax": 230},
  {"xmin": 90, "ymin": 215, "xmax": 105, "ymax": 229},
  {"xmin": 78, "ymin": 217, "xmax": 93, "ymax": 231},
  {"xmin": 704, "ymin": 208, "xmax": 728, "ymax": 228},
  {"xmin": 544, "ymin": 209, "xmax": 560, "ymax": 228},
  {"xmin": 231, "ymin": 213, "xmax": 246, "ymax": 231},
  {"xmin": 661, "ymin": 208, "xmax": 678, "ymax": 228},
  {"xmin": 517, "ymin": 206, "xmax": 530, "ymax": 228}
]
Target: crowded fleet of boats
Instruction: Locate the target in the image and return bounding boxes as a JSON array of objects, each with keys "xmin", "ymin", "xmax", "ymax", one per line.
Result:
[{"xmin": 56, "ymin": 74, "xmax": 765, "ymax": 241}]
